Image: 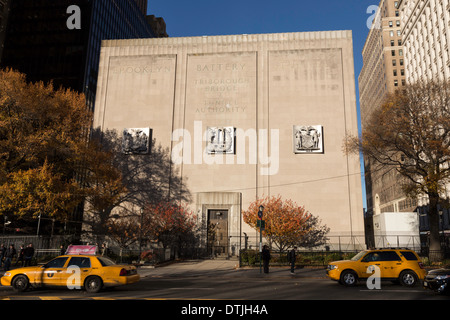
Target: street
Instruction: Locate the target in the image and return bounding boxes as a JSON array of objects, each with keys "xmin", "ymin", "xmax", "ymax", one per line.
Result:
[{"xmin": 0, "ymin": 259, "xmax": 447, "ymax": 300}]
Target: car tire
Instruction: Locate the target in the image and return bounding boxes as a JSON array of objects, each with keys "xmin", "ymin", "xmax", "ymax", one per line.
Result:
[
  {"xmin": 340, "ymin": 270, "xmax": 358, "ymax": 287},
  {"xmin": 84, "ymin": 276, "xmax": 103, "ymax": 293},
  {"xmin": 399, "ymin": 270, "xmax": 418, "ymax": 287},
  {"xmin": 12, "ymin": 275, "xmax": 29, "ymax": 292}
]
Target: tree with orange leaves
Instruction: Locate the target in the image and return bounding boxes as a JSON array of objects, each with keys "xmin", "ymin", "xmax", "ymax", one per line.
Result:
[
  {"xmin": 243, "ymin": 195, "xmax": 329, "ymax": 252},
  {"xmin": 142, "ymin": 201, "xmax": 197, "ymax": 251}
]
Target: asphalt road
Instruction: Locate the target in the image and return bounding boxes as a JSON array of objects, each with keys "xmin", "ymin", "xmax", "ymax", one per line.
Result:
[
  {"xmin": 0, "ymin": 259, "xmax": 447, "ymax": 318},
  {"xmin": 0, "ymin": 259, "xmax": 447, "ymax": 301}
]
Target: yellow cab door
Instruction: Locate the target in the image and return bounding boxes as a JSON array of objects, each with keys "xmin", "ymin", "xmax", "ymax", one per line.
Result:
[
  {"xmin": 60, "ymin": 256, "xmax": 93, "ymax": 288},
  {"xmin": 377, "ymin": 251, "xmax": 403, "ymax": 278},
  {"xmin": 358, "ymin": 252, "xmax": 383, "ymax": 279},
  {"xmin": 40, "ymin": 257, "xmax": 69, "ymax": 286}
]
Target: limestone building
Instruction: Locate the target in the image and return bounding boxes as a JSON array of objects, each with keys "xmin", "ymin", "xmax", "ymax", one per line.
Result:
[
  {"xmin": 399, "ymin": 0, "xmax": 450, "ymax": 82},
  {"xmin": 93, "ymin": 31, "xmax": 365, "ymax": 253},
  {"xmin": 358, "ymin": 0, "xmax": 421, "ymax": 249}
]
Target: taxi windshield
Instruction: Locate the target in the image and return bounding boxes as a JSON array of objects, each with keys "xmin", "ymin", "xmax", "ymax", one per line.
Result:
[{"xmin": 350, "ymin": 251, "xmax": 368, "ymax": 261}]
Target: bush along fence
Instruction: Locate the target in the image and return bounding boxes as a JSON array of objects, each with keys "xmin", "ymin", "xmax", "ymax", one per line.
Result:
[
  {"xmin": 239, "ymin": 249, "xmax": 450, "ymax": 268},
  {"xmin": 239, "ymin": 249, "xmax": 357, "ymax": 268}
]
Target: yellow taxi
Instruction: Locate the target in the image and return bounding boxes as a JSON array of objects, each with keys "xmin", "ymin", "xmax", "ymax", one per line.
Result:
[
  {"xmin": 1, "ymin": 245, "xmax": 140, "ymax": 293},
  {"xmin": 326, "ymin": 248, "xmax": 426, "ymax": 287}
]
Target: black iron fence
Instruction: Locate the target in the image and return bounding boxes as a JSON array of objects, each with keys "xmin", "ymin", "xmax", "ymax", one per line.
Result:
[{"xmin": 239, "ymin": 247, "xmax": 450, "ymax": 268}]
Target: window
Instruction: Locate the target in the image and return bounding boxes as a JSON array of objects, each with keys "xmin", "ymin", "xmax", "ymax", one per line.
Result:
[
  {"xmin": 400, "ymin": 59, "xmax": 404, "ymax": 66},
  {"xmin": 396, "ymin": 20, "xmax": 401, "ymax": 26},
  {"xmin": 392, "ymin": 59, "xmax": 397, "ymax": 66},
  {"xmin": 394, "ymin": 80, "xmax": 399, "ymax": 86},
  {"xmin": 397, "ymin": 30, "xmax": 401, "ymax": 36},
  {"xmin": 97, "ymin": 256, "xmax": 116, "ymax": 266},
  {"xmin": 394, "ymin": 1, "xmax": 399, "ymax": 8},
  {"xmin": 401, "ymin": 69, "xmax": 405, "ymax": 76},
  {"xmin": 390, "ymin": 30, "xmax": 394, "ymax": 37},
  {"xmin": 68, "ymin": 257, "xmax": 91, "ymax": 268},
  {"xmin": 389, "ymin": 21, "xmax": 393, "ymax": 27},
  {"xmin": 379, "ymin": 251, "xmax": 401, "ymax": 261},
  {"xmin": 395, "ymin": 10, "xmax": 399, "ymax": 17},
  {"xmin": 400, "ymin": 251, "xmax": 418, "ymax": 261},
  {"xmin": 44, "ymin": 257, "xmax": 68, "ymax": 268},
  {"xmin": 398, "ymin": 39, "xmax": 402, "ymax": 45},
  {"xmin": 391, "ymin": 40, "xmax": 395, "ymax": 46},
  {"xmin": 392, "ymin": 50, "xmax": 396, "ymax": 56},
  {"xmin": 393, "ymin": 69, "xmax": 398, "ymax": 76},
  {"xmin": 399, "ymin": 49, "xmax": 403, "ymax": 56}
]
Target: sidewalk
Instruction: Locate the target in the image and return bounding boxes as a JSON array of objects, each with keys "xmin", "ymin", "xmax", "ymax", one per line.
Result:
[{"xmin": 137, "ymin": 259, "xmax": 328, "ymax": 279}]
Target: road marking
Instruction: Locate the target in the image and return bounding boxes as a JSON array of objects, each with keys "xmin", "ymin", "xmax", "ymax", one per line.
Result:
[{"xmin": 169, "ymin": 288, "xmax": 213, "ymax": 290}]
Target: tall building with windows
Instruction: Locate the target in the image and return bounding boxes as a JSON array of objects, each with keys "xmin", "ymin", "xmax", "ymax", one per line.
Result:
[
  {"xmin": 0, "ymin": 0, "xmax": 10, "ymax": 59},
  {"xmin": 398, "ymin": 0, "xmax": 450, "ymax": 238},
  {"xmin": 0, "ymin": 0, "xmax": 167, "ymax": 111},
  {"xmin": 399, "ymin": 0, "xmax": 450, "ymax": 82},
  {"xmin": 359, "ymin": 0, "xmax": 406, "ymax": 125},
  {"xmin": 359, "ymin": 0, "xmax": 417, "ymax": 248}
]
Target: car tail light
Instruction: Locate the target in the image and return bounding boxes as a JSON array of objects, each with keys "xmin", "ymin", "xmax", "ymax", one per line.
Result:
[
  {"xmin": 119, "ymin": 268, "xmax": 128, "ymax": 276},
  {"xmin": 418, "ymin": 262, "xmax": 425, "ymax": 269}
]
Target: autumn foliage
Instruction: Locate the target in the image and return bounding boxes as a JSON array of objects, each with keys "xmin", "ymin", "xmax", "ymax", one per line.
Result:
[
  {"xmin": 142, "ymin": 202, "xmax": 196, "ymax": 248},
  {"xmin": 0, "ymin": 69, "xmax": 92, "ymax": 220},
  {"xmin": 243, "ymin": 195, "xmax": 313, "ymax": 252}
]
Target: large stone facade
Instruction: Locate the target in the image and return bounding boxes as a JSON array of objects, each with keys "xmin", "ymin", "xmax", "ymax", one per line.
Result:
[{"xmin": 93, "ymin": 31, "xmax": 365, "ymax": 252}]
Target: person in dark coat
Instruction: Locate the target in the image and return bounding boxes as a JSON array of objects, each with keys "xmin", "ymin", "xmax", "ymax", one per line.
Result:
[
  {"xmin": 288, "ymin": 246, "xmax": 297, "ymax": 274},
  {"xmin": 15, "ymin": 245, "xmax": 24, "ymax": 266},
  {"xmin": 3, "ymin": 244, "xmax": 16, "ymax": 271},
  {"xmin": 23, "ymin": 243, "xmax": 34, "ymax": 267},
  {"xmin": 0, "ymin": 244, "xmax": 6, "ymax": 268},
  {"xmin": 262, "ymin": 245, "xmax": 271, "ymax": 274}
]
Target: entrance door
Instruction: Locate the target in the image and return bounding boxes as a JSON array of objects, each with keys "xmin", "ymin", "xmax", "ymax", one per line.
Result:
[{"xmin": 207, "ymin": 209, "xmax": 229, "ymax": 257}]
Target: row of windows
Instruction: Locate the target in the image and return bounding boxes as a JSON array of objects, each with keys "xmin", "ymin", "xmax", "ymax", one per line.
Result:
[
  {"xmin": 391, "ymin": 49, "xmax": 404, "ymax": 56},
  {"xmin": 388, "ymin": 20, "xmax": 401, "ymax": 27},
  {"xmin": 392, "ymin": 58, "xmax": 404, "ymax": 66}
]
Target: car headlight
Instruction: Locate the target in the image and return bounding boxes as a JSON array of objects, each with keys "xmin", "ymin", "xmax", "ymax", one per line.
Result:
[
  {"xmin": 327, "ymin": 265, "xmax": 338, "ymax": 270},
  {"xmin": 3, "ymin": 272, "xmax": 11, "ymax": 277},
  {"xmin": 435, "ymin": 275, "xmax": 450, "ymax": 280}
]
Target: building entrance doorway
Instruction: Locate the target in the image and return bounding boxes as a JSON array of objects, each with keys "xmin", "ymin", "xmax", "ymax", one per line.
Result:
[{"xmin": 207, "ymin": 209, "xmax": 229, "ymax": 257}]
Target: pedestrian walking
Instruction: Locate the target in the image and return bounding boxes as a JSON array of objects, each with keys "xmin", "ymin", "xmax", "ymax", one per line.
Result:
[
  {"xmin": 288, "ymin": 246, "xmax": 297, "ymax": 274},
  {"xmin": 4, "ymin": 244, "xmax": 16, "ymax": 271},
  {"xmin": 0, "ymin": 244, "xmax": 6, "ymax": 268},
  {"xmin": 262, "ymin": 245, "xmax": 271, "ymax": 274},
  {"xmin": 15, "ymin": 245, "xmax": 24, "ymax": 266},
  {"xmin": 23, "ymin": 243, "xmax": 34, "ymax": 267}
]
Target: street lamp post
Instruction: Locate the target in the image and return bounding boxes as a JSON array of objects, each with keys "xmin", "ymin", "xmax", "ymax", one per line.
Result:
[{"xmin": 139, "ymin": 208, "xmax": 143, "ymax": 263}]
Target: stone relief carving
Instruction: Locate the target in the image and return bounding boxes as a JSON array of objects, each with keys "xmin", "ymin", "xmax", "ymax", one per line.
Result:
[
  {"xmin": 122, "ymin": 128, "xmax": 151, "ymax": 154},
  {"xmin": 206, "ymin": 127, "xmax": 235, "ymax": 154},
  {"xmin": 293, "ymin": 125, "xmax": 323, "ymax": 154}
]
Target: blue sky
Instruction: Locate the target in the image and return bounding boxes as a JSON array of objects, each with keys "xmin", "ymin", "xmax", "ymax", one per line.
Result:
[{"xmin": 146, "ymin": 0, "xmax": 375, "ymax": 208}]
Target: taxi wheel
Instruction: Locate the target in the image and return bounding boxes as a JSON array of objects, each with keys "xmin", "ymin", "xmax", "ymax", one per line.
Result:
[
  {"xmin": 340, "ymin": 270, "xmax": 358, "ymax": 287},
  {"xmin": 399, "ymin": 270, "xmax": 418, "ymax": 287},
  {"xmin": 84, "ymin": 276, "xmax": 103, "ymax": 293},
  {"xmin": 12, "ymin": 275, "xmax": 29, "ymax": 292}
]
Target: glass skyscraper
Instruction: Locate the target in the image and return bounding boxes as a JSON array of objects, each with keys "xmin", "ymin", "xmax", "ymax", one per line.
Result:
[
  {"xmin": 0, "ymin": 0, "xmax": 167, "ymax": 236},
  {"xmin": 0, "ymin": 0, "xmax": 167, "ymax": 111}
]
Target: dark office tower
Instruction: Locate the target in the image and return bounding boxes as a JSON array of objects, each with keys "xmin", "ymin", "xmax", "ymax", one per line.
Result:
[
  {"xmin": 0, "ymin": 0, "xmax": 167, "ymax": 111},
  {"xmin": 0, "ymin": 0, "xmax": 11, "ymax": 59},
  {"xmin": 134, "ymin": 0, "xmax": 148, "ymax": 14}
]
